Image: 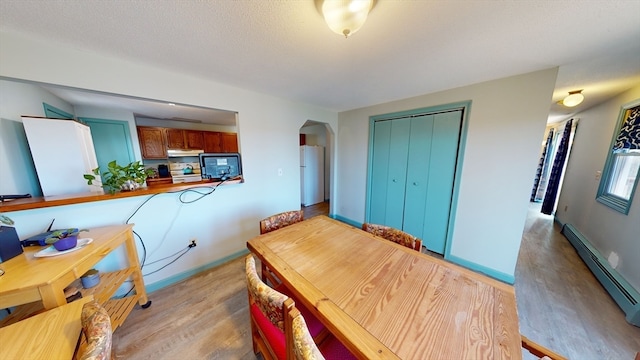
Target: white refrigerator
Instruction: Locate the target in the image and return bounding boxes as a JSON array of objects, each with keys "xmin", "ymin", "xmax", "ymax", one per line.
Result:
[
  {"xmin": 22, "ymin": 116, "xmax": 101, "ymax": 196},
  {"xmin": 300, "ymin": 145, "xmax": 324, "ymax": 206}
]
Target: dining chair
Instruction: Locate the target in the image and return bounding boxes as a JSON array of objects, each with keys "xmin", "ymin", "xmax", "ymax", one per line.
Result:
[
  {"xmin": 259, "ymin": 210, "xmax": 304, "ymax": 286},
  {"xmin": 287, "ymin": 305, "xmax": 356, "ymax": 360},
  {"xmin": 246, "ymin": 254, "xmax": 326, "ymax": 360},
  {"xmin": 361, "ymin": 223, "xmax": 422, "ymax": 252},
  {"xmin": 77, "ymin": 301, "xmax": 112, "ymax": 360},
  {"xmin": 521, "ymin": 335, "xmax": 567, "ymax": 360}
]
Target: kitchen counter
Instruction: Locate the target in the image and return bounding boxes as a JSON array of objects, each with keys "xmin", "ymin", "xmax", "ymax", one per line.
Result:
[{"xmin": 0, "ymin": 178, "xmax": 243, "ymax": 212}]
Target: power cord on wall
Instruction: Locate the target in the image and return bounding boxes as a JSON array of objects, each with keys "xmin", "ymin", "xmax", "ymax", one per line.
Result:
[{"xmin": 120, "ymin": 178, "xmax": 230, "ymax": 297}]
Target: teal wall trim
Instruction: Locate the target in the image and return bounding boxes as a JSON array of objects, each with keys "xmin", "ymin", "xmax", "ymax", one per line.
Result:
[
  {"xmin": 447, "ymin": 254, "xmax": 515, "ymax": 284},
  {"xmin": 443, "ymin": 101, "xmax": 471, "ymax": 259},
  {"xmin": 43, "ymin": 102, "xmax": 74, "ymax": 119},
  {"xmin": 562, "ymin": 223, "xmax": 640, "ymax": 326},
  {"xmin": 329, "ymin": 214, "xmax": 361, "ymax": 228},
  {"xmin": 553, "ymin": 215, "xmax": 564, "ymax": 227},
  {"xmin": 144, "ymin": 249, "xmax": 249, "ymax": 294}
]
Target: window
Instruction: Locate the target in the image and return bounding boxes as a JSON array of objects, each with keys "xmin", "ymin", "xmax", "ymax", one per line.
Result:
[{"xmin": 597, "ymin": 100, "xmax": 640, "ymax": 214}]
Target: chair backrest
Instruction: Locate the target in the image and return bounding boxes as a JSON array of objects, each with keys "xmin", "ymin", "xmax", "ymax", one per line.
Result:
[
  {"xmin": 246, "ymin": 254, "xmax": 294, "ymax": 360},
  {"xmin": 260, "ymin": 210, "xmax": 304, "ymax": 234},
  {"xmin": 78, "ymin": 301, "xmax": 112, "ymax": 360},
  {"xmin": 521, "ymin": 335, "xmax": 567, "ymax": 360},
  {"xmin": 287, "ymin": 306, "xmax": 325, "ymax": 360},
  {"xmin": 361, "ymin": 223, "xmax": 422, "ymax": 252}
]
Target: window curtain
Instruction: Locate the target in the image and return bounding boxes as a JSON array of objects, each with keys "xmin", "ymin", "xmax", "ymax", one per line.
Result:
[
  {"xmin": 530, "ymin": 128, "xmax": 554, "ymax": 202},
  {"xmin": 541, "ymin": 119, "xmax": 573, "ymax": 215},
  {"xmin": 613, "ymin": 105, "xmax": 640, "ymax": 151}
]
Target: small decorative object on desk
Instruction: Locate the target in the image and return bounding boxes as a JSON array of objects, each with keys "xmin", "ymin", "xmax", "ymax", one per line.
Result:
[
  {"xmin": 81, "ymin": 269, "xmax": 100, "ymax": 289},
  {"xmin": 45, "ymin": 228, "xmax": 88, "ymax": 251}
]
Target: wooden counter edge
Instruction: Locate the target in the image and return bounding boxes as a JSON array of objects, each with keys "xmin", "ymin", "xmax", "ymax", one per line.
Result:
[{"xmin": 0, "ymin": 178, "xmax": 243, "ymax": 212}]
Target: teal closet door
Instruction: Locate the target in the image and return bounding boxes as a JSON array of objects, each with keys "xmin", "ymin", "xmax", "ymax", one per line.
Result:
[
  {"xmin": 402, "ymin": 115, "xmax": 434, "ymax": 238},
  {"xmin": 422, "ymin": 110, "xmax": 462, "ymax": 253},
  {"xmin": 80, "ymin": 118, "xmax": 135, "ymax": 174},
  {"xmin": 369, "ymin": 121, "xmax": 392, "ymax": 224},
  {"xmin": 369, "ymin": 118, "xmax": 411, "ymax": 228}
]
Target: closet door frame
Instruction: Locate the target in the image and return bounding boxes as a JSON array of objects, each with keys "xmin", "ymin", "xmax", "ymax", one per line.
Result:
[{"xmin": 365, "ymin": 101, "xmax": 471, "ymax": 257}]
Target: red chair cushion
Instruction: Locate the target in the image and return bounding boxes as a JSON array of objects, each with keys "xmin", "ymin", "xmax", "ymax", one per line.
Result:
[
  {"xmin": 251, "ymin": 303, "xmax": 286, "ymax": 360},
  {"xmin": 319, "ymin": 336, "xmax": 357, "ymax": 359},
  {"xmin": 275, "ymin": 283, "xmax": 326, "ymax": 337}
]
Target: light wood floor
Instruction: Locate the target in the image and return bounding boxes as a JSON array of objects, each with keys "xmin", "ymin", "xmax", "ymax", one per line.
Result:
[{"xmin": 113, "ymin": 202, "xmax": 640, "ymax": 359}]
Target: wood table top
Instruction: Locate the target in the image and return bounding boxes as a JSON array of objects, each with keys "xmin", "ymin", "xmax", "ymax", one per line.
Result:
[
  {"xmin": 0, "ymin": 224, "xmax": 133, "ymax": 294},
  {"xmin": 247, "ymin": 215, "xmax": 521, "ymax": 360},
  {"xmin": 0, "ymin": 296, "xmax": 93, "ymax": 359}
]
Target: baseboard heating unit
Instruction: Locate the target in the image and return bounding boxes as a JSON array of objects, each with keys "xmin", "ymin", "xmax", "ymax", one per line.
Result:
[{"xmin": 562, "ymin": 223, "xmax": 639, "ymax": 326}]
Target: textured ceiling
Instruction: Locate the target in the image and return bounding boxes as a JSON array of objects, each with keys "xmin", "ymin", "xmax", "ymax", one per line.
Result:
[{"xmin": 1, "ymin": 0, "xmax": 639, "ymax": 122}]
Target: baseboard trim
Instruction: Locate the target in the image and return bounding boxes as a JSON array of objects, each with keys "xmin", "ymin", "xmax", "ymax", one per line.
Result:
[
  {"xmin": 447, "ymin": 254, "xmax": 515, "ymax": 284},
  {"xmin": 329, "ymin": 214, "xmax": 362, "ymax": 228},
  {"xmin": 145, "ymin": 249, "xmax": 249, "ymax": 294},
  {"xmin": 562, "ymin": 223, "xmax": 639, "ymax": 326}
]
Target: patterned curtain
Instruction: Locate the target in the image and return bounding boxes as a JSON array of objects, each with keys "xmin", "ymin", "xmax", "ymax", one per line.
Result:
[
  {"xmin": 530, "ymin": 128, "xmax": 554, "ymax": 202},
  {"xmin": 613, "ymin": 105, "xmax": 640, "ymax": 151},
  {"xmin": 541, "ymin": 119, "xmax": 573, "ymax": 215}
]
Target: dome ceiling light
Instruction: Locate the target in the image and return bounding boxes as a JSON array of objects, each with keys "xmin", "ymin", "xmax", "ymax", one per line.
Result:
[
  {"xmin": 559, "ymin": 90, "xmax": 585, "ymax": 107},
  {"xmin": 322, "ymin": 0, "xmax": 373, "ymax": 38}
]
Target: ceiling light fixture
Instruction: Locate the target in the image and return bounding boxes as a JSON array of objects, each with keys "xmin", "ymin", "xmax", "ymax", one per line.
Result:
[
  {"xmin": 559, "ymin": 90, "xmax": 584, "ymax": 107},
  {"xmin": 322, "ymin": 0, "xmax": 373, "ymax": 38}
]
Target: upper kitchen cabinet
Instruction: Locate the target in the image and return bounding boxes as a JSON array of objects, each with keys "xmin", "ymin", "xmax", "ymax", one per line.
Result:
[
  {"xmin": 167, "ymin": 129, "xmax": 205, "ymax": 150},
  {"xmin": 138, "ymin": 126, "xmax": 167, "ymax": 159},
  {"xmin": 185, "ymin": 130, "xmax": 204, "ymax": 149},
  {"xmin": 203, "ymin": 131, "xmax": 238, "ymax": 152},
  {"xmin": 166, "ymin": 128, "xmax": 186, "ymax": 149},
  {"xmin": 203, "ymin": 131, "xmax": 221, "ymax": 152},
  {"xmin": 221, "ymin": 132, "xmax": 238, "ymax": 152}
]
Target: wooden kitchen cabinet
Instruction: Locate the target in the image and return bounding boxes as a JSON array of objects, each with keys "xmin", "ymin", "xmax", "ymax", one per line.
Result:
[
  {"xmin": 203, "ymin": 131, "xmax": 237, "ymax": 152},
  {"xmin": 166, "ymin": 128, "xmax": 186, "ymax": 149},
  {"xmin": 167, "ymin": 129, "xmax": 204, "ymax": 150},
  {"xmin": 203, "ymin": 131, "xmax": 221, "ymax": 152},
  {"xmin": 137, "ymin": 126, "xmax": 167, "ymax": 159},
  {"xmin": 221, "ymin": 132, "xmax": 238, "ymax": 152},
  {"xmin": 185, "ymin": 130, "xmax": 204, "ymax": 149}
]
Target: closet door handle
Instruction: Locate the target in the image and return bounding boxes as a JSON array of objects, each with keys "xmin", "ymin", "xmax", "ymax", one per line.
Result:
[
  {"xmin": 392, "ymin": 179, "xmax": 397, "ymax": 183},
  {"xmin": 413, "ymin": 182, "xmax": 419, "ymax": 186}
]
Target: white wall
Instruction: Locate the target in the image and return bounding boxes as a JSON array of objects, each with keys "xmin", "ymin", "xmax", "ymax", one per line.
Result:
[
  {"xmin": 0, "ymin": 79, "xmax": 76, "ymax": 197},
  {"xmin": 335, "ymin": 69, "xmax": 558, "ymax": 280},
  {"xmin": 0, "ymin": 31, "xmax": 337, "ymax": 289},
  {"xmin": 556, "ymin": 85, "xmax": 640, "ymax": 292}
]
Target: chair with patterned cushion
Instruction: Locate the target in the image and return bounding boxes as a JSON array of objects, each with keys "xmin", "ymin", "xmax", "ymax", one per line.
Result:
[
  {"xmin": 77, "ymin": 301, "xmax": 112, "ymax": 360},
  {"xmin": 260, "ymin": 210, "xmax": 304, "ymax": 234},
  {"xmin": 287, "ymin": 305, "xmax": 356, "ymax": 360},
  {"xmin": 246, "ymin": 254, "xmax": 326, "ymax": 360},
  {"xmin": 521, "ymin": 335, "xmax": 567, "ymax": 360},
  {"xmin": 259, "ymin": 210, "xmax": 304, "ymax": 286},
  {"xmin": 361, "ymin": 223, "xmax": 422, "ymax": 252}
]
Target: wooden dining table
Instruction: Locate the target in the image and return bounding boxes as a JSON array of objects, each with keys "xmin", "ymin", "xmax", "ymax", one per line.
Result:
[{"xmin": 247, "ymin": 215, "xmax": 522, "ymax": 359}]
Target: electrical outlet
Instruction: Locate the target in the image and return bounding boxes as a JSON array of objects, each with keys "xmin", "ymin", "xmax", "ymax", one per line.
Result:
[{"xmin": 189, "ymin": 239, "xmax": 197, "ymax": 248}]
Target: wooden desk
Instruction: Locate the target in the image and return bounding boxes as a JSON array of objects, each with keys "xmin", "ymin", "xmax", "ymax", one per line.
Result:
[
  {"xmin": 0, "ymin": 296, "xmax": 93, "ymax": 359},
  {"xmin": 0, "ymin": 224, "xmax": 148, "ymax": 331},
  {"xmin": 247, "ymin": 216, "xmax": 522, "ymax": 359}
]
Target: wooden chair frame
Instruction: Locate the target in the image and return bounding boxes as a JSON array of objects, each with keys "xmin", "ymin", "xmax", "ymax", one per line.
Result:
[
  {"xmin": 521, "ymin": 335, "xmax": 567, "ymax": 360},
  {"xmin": 259, "ymin": 210, "xmax": 304, "ymax": 287},
  {"xmin": 361, "ymin": 223, "xmax": 423, "ymax": 252}
]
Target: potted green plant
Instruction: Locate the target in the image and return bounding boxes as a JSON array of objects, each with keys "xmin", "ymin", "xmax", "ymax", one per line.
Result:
[
  {"xmin": 44, "ymin": 228, "xmax": 88, "ymax": 251},
  {"xmin": 84, "ymin": 160, "xmax": 155, "ymax": 194},
  {"xmin": 0, "ymin": 214, "xmax": 14, "ymax": 226}
]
